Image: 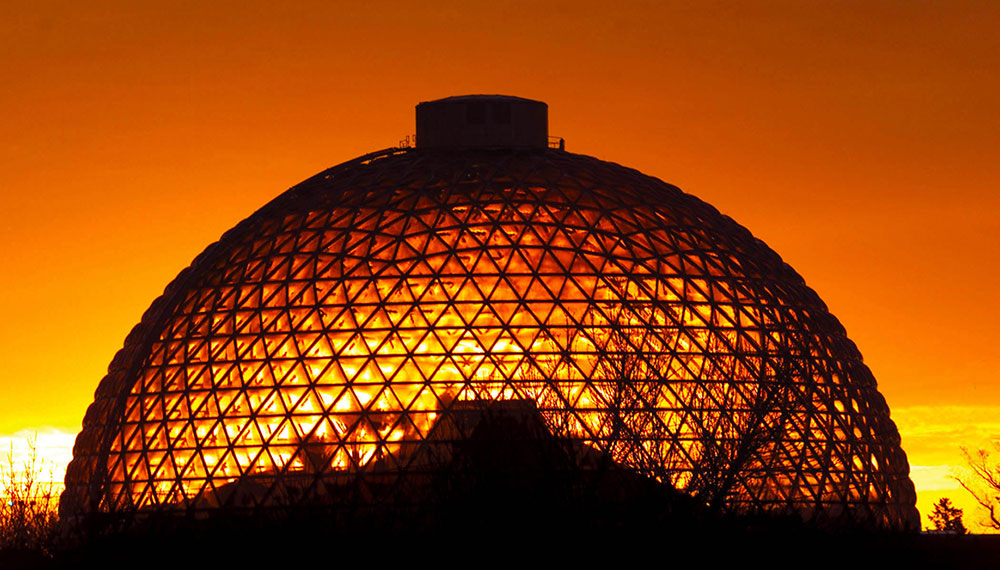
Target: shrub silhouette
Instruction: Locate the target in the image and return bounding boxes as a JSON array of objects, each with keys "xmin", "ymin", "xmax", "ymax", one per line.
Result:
[{"xmin": 0, "ymin": 434, "xmax": 59, "ymax": 557}]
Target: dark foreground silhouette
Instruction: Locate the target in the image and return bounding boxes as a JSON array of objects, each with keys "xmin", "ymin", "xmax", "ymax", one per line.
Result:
[{"xmin": 9, "ymin": 404, "xmax": 1000, "ymax": 568}]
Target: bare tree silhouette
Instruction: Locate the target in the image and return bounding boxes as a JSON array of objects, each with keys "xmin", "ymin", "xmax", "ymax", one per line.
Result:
[
  {"xmin": 682, "ymin": 336, "xmax": 799, "ymax": 515},
  {"xmin": 577, "ymin": 285, "xmax": 800, "ymax": 517},
  {"xmin": 957, "ymin": 445, "xmax": 1000, "ymax": 530}
]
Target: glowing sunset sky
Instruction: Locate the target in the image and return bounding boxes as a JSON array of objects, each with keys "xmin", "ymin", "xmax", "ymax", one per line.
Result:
[{"xmin": 1, "ymin": 1, "xmax": 997, "ymax": 529}]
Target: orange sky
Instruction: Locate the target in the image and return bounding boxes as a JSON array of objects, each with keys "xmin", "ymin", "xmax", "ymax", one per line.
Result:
[{"xmin": 2, "ymin": 1, "xmax": 998, "ymax": 530}]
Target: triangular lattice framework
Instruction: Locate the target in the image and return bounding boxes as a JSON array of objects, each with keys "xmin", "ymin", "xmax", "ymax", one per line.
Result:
[{"xmin": 61, "ymin": 148, "xmax": 919, "ymax": 530}]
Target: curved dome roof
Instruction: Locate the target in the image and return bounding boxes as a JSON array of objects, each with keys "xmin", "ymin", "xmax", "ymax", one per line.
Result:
[{"xmin": 62, "ymin": 145, "xmax": 919, "ymax": 530}]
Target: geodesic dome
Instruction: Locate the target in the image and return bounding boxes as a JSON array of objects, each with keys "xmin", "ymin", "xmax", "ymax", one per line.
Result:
[{"xmin": 62, "ymin": 96, "xmax": 919, "ymax": 530}]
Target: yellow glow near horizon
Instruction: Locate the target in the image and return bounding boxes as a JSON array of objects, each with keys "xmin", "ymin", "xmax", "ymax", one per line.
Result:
[
  {"xmin": 0, "ymin": 429, "xmax": 77, "ymax": 494},
  {"xmin": 5, "ymin": 405, "xmax": 1000, "ymax": 533}
]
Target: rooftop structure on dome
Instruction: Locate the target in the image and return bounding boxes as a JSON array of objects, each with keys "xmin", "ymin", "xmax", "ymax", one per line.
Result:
[
  {"xmin": 61, "ymin": 95, "xmax": 919, "ymax": 530},
  {"xmin": 415, "ymin": 95, "xmax": 549, "ymax": 149}
]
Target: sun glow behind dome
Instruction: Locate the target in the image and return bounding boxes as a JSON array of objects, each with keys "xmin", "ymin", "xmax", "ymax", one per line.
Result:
[{"xmin": 61, "ymin": 96, "xmax": 918, "ymax": 530}]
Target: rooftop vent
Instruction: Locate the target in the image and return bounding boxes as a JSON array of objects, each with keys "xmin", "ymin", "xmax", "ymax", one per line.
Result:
[{"xmin": 416, "ymin": 95, "xmax": 548, "ymax": 149}]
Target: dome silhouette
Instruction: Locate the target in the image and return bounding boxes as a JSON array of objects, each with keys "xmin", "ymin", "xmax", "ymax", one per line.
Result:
[{"xmin": 61, "ymin": 96, "xmax": 918, "ymax": 530}]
